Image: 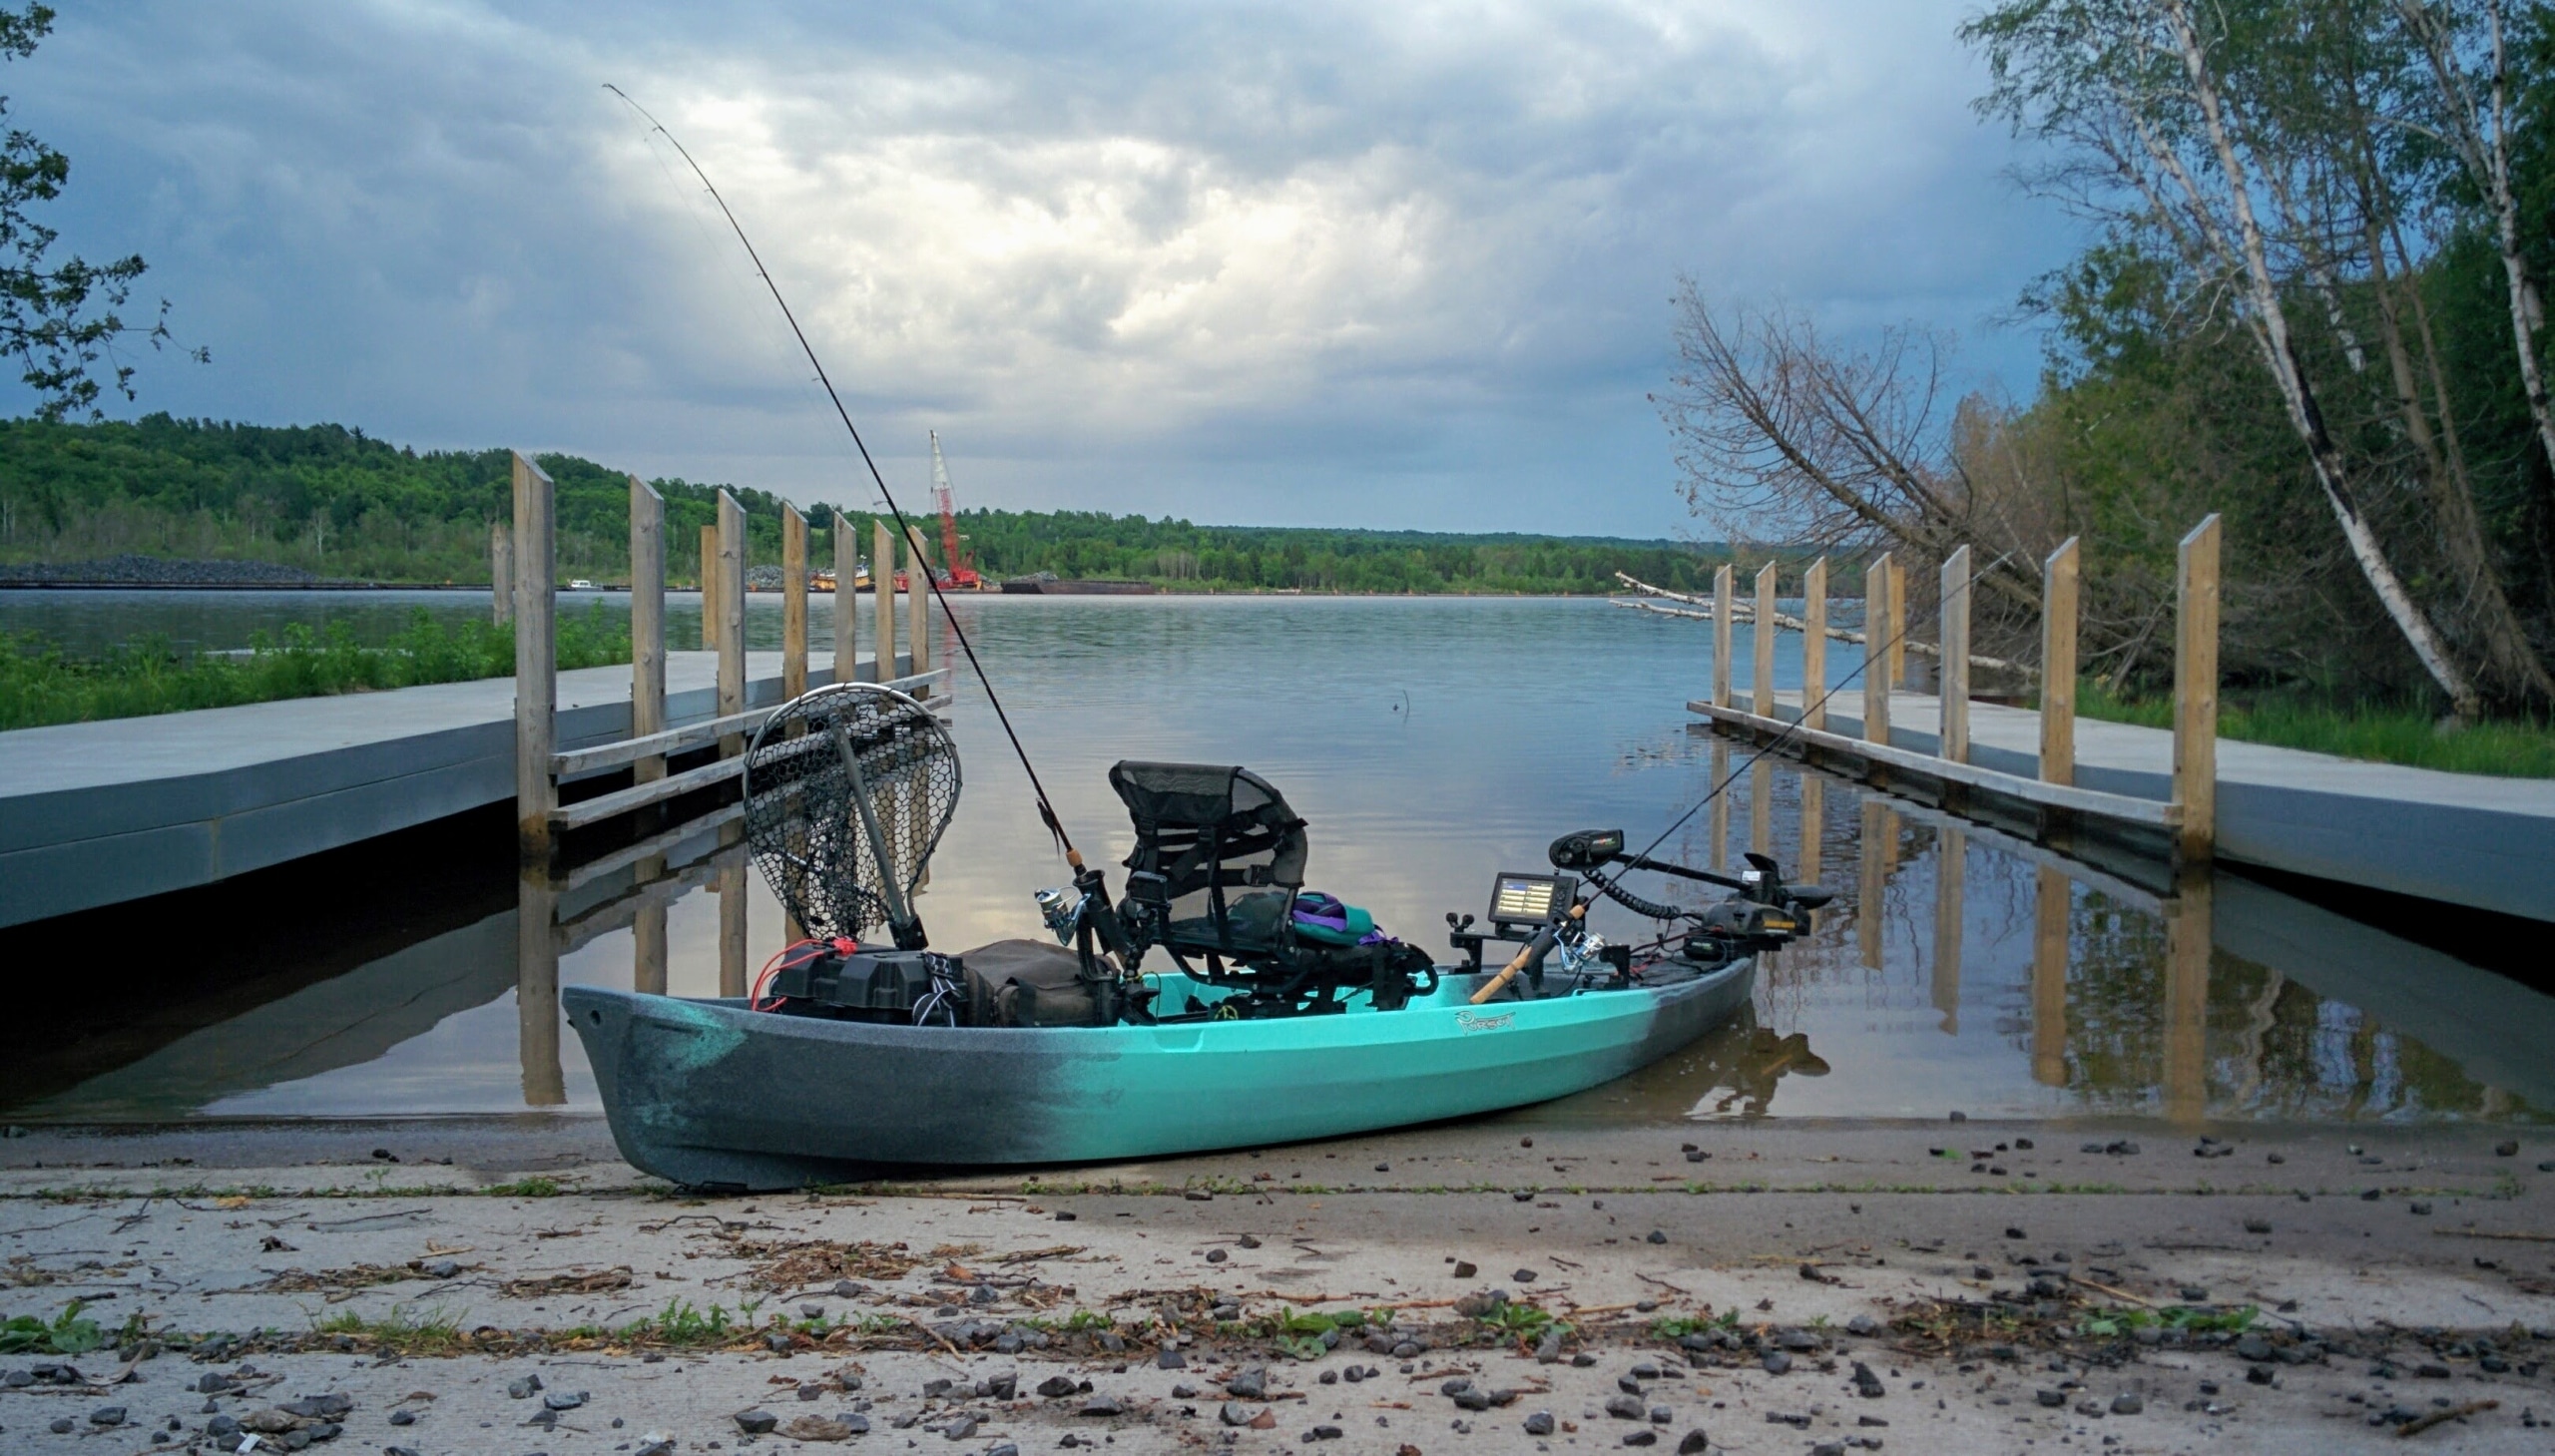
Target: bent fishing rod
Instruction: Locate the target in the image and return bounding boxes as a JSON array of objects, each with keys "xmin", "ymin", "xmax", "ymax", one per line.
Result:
[{"xmin": 605, "ymin": 85, "xmax": 1087, "ymax": 868}]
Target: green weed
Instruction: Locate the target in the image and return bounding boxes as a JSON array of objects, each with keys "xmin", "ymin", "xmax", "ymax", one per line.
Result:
[
  {"xmin": 0, "ymin": 1300, "xmax": 103, "ymax": 1355},
  {"xmin": 311, "ymin": 1306, "xmax": 464, "ymax": 1356}
]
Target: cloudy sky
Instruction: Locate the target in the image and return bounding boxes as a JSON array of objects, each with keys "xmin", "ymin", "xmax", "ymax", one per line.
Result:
[{"xmin": 9, "ymin": 1, "xmax": 2073, "ymax": 537}]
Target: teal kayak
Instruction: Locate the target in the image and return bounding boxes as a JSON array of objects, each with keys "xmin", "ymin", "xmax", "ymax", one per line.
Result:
[{"xmin": 562, "ymin": 956, "xmax": 1754, "ymax": 1191}]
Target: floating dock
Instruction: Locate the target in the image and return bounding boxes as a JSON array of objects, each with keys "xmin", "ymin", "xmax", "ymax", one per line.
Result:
[
  {"xmin": 0, "ymin": 650, "xmax": 894, "ymax": 930},
  {"xmin": 1696, "ymin": 689, "xmax": 2555, "ymax": 925}
]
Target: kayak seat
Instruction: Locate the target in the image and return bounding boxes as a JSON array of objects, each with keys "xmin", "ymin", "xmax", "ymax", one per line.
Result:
[{"xmin": 1110, "ymin": 760, "xmax": 1437, "ymax": 1015}]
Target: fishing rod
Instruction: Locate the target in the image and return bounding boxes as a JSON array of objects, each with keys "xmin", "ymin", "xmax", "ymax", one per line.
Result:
[
  {"xmin": 1586, "ymin": 548, "xmax": 2024, "ymax": 915},
  {"xmin": 604, "ymin": 85, "xmax": 1088, "ymax": 868}
]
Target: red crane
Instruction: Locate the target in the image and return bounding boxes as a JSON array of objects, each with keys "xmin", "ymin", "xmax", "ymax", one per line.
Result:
[{"xmin": 927, "ymin": 431, "xmax": 983, "ymax": 590}]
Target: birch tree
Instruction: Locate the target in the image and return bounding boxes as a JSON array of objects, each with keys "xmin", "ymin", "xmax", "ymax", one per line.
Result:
[{"xmin": 1966, "ymin": 0, "xmax": 2488, "ymax": 718}]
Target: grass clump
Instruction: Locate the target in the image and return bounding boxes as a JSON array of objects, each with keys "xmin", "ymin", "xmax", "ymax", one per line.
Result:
[
  {"xmin": 312, "ymin": 1307, "xmax": 464, "ymax": 1356},
  {"xmin": 618, "ymin": 1297, "xmax": 741, "ymax": 1347},
  {"xmin": 2075, "ymin": 682, "xmax": 2555, "ymax": 778},
  {"xmin": 480, "ymin": 1176, "xmax": 565, "ymax": 1199},
  {"xmin": 0, "ymin": 605, "xmax": 629, "ymax": 730},
  {"xmin": 2078, "ymin": 1304, "xmax": 2258, "ymax": 1338}
]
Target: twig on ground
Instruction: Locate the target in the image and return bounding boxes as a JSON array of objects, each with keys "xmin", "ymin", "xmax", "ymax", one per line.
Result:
[{"xmin": 2397, "ymin": 1398, "xmax": 2497, "ymax": 1437}]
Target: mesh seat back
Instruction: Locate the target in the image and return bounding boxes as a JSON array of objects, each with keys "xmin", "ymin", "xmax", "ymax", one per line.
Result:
[{"xmin": 1109, "ymin": 761, "xmax": 1308, "ymax": 961}]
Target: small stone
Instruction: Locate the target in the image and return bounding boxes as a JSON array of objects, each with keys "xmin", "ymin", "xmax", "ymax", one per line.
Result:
[
  {"xmin": 2244, "ymin": 1218, "xmax": 2272, "ymax": 1233},
  {"xmin": 508, "ymin": 1377, "xmax": 541, "ymax": 1399},
  {"xmin": 388, "ymin": 1410, "xmax": 416, "ymax": 1427},
  {"xmin": 2409, "ymin": 1202, "xmax": 2433, "ymax": 1215},
  {"xmin": 1949, "ymin": 1110, "xmax": 1967, "ymax": 1121},
  {"xmin": 2417, "ymin": 1363, "xmax": 2452, "ymax": 1379},
  {"xmin": 1606, "ymin": 1394, "xmax": 1646, "ymax": 1420},
  {"xmin": 1648, "ymin": 1230, "xmax": 1669, "ymax": 1244},
  {"xmin": 1513, "ymin": 1268, "xmax": 1539, "ymax": 1283},
  {"xmin": 544, "ymin": 1390, "xmax": 588, "ymax": 1411},
  {"xmin": 1206, "ymin": 1249, "xmax": 1228, "ymax": 1264},
  {"xmin": 1650, "ymin": 1404, "xmax": 1673, "ymax": 1423},
  {"xmin": 50, "ymin": 1418, "xmax": 76, "ymax": 1434},
  {"xmin": 1846, "ymin": 1315, "xmax": 1879, "ymax": 1337},
  {"xmin": 1220, "ymin": 1402, "xmax": 1258, "ymax": 1427},
  {"xmin": 2498, "ymin": 1141, "xmax": 2520, "ymax": 1157},
  {"xmin": 90, "ymin": 1406, "xmax": 128, "ymax": 1426},
  {"xmin": 2036, "ymin": 1390, "xmax": 2065, "ymax": 1408},
  {"xmin": 1760, "ymin": 1351, "xmax": 1791, "ymax": 1375},
  {"xmin": 1080, "ymin": 1393, "xmax": 1127, "ymax": 1417},
  {"xmin": 1684, "ymin": 1150, "xmax": 1707, "ymax": 1163},
  {"xmin": 783, "ymin": 1415, "xmax": 857, "ymax": 1442},
  {"xmin": 1055, "ymin": 1211, "xmax": 1078, "ymax": 1221},
  {"xmin": 2111, "ymin": 1393, "xmax": 2143, "ymax": 1415},
  {"xmin": 1623, "ymin": 1433, "xmax": 1659, "ymax": 1447},
  {"xmin": 2246, "ymin": 1366, "xmax": 2276, "ymax": 1386},
  {"xmin": 1452, "ymin": 1261, "xmax": 1477, "ymax": 1279},
  {"xmin": 1678, "ymin": 1432, "xmax": 1711, "ymax": 1454},
  {"xmin": 1228, "ymin": 1368, "xmax": 1269, "ymax": 1401},
  {"xmin": 2005, "ymin": 1226, "xmax": 2026, "ymax": 1239},
  {"xmin": 1159, "ymin": 1348, "xmax": 1187, "ymax": 1369},
  {"xmin": 734, "ymin": 1409, "xmax": 778, "ymax": 1434},
  {"xmin": 944, "ymin": 1413, "xmax": 980, "ymax": 1439},
  {"xmin": 1038, "ymin": 1375, "xmax": 1079, "ymax": 1398}
]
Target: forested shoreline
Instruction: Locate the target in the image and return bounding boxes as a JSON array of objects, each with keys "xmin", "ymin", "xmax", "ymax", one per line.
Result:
[
  {"xmin": 0, "ymin": 416, "xmax": 1721, "ymax": 597},
  {"xmin": 1666, "ymin": 0, "xmax": 2555, "ymax": 728}
]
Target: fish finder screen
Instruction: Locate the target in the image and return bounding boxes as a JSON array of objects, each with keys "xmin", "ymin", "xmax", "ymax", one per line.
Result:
[{"xmin": 1490, "ymin": 872, "xmax": 1566, "ymax": 923}]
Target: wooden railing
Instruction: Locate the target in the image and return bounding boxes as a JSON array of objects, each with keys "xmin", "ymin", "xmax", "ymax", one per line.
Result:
[
  {"xmin": 498, "ymin": 451, "xmax": 947, "ymax": 859},
  {"xmin": 1673, "ymin": 518, "xmax": 2223, "ymax": 868}
]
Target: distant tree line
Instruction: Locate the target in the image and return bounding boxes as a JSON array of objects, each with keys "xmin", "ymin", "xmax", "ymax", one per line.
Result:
[{"xmin": 0, "ymin": 415, "xmax": 1726, "ymax": 595}]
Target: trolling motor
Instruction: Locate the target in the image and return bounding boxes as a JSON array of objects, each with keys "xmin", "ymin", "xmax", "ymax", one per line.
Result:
[
  {"xmin": 1454, "ymin": 830, "xmax": 1834, "ymax": 1002},
  {"xmin": 1548, "ymin": 828, "xmax": 1832, "ymax": 960}
]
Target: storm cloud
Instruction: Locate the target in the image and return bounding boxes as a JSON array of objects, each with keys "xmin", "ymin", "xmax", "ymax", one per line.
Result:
[{"xmin": 9, "ymin": 1, "xmax": 2072, "ymax": 535}]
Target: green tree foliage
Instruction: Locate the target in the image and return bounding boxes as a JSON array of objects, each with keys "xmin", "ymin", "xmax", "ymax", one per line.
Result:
[{"xmin": 0, "ymin": 414, "xmax": 1720, "ymax": 595}]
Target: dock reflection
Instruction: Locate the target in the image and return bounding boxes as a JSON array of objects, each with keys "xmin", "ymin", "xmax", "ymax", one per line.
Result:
[{"xmin": 4, "ymin": 750, "xmax": 2548, "ymax": 1130}]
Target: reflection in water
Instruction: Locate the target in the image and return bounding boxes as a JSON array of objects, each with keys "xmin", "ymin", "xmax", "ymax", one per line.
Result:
[{"xmin": 2, "ymin": 597, "xmax": 2548, "ymax": 1128}]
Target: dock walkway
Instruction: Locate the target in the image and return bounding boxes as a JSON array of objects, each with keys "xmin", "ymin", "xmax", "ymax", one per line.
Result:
[
  {"xmin": 0, "ymin": 650, "xmax": 891, "ymax": 928},
  {"xmin": 1698, "ymin": 689, "xmax": 2555, "ymax": 924}
]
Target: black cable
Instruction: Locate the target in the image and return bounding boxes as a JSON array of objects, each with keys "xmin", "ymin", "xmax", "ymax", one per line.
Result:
[
  {"xmin": 605, "ymin": 85, "xmax": 1082, "ymax": 861},
  {"xmin": 1591, "ymin": 549, "xmax": 2023, "ymax": 913}
]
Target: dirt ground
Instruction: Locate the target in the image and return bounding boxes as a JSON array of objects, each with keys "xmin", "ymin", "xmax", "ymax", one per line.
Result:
[{"xmin": 2, "ymin": 1116, "xmax": 2551, "ymax": 1455}]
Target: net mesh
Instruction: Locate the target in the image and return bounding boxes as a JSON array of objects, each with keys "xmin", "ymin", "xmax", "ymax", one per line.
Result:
[{"xmin": 744, "ymin": 684, "xmax": 960, "ymax": 942}]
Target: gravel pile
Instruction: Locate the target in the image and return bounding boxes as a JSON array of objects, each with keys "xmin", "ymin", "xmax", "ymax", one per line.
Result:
[{"xmin": 0, "ymin": 554, "xmax": 325, "ymax": 586}]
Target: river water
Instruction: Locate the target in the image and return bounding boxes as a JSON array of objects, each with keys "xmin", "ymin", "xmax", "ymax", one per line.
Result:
[{"xmin": 2, "ymin": 591, "xmax": 2545, "ymax": 1130}]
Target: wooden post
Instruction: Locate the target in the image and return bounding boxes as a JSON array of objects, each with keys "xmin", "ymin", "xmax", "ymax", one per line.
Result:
[
  {"xmin": 781, "ymin": 504, "xmax": 808, "ymax": 702},
  {"xmin": 1752, "ymin": 560, "xmax": 1778, "ymax": 718},
  {"xmin": 700, "ymin": 524, "xmax": 720, "ymax": 650},
  {"xmin": 2040, "ymin": 538, "xmax": 2079, "ymax": 787},
  {"xmin": 2030, "ymin": 865, "xmax": 2069, "ymax": 1088},
  {"xmin": 630, "ymin": 477, "xmax": 667, "ymax": 784},
  {"xmin": 634, "ymin": 896, "xmax": 668, "ymax": 996},
  {"xmin": 490, "ymin": 522, "xmax": 513, "ymax": 625},
  {"xmin": 1856, "ymin": 796, "xmax": 1888, "ymax": 970},
  {"xmin": 1938, "ymin": 544, "xmax": 1971, "ymax": 764},
  {"xmin": 1801, "ymin": 557, "xmax": 1827, "ymax": 732},
  {"xmin": 1887, "ymin": 556, "xmax": 1908, "ymax": 688},
  {"xmin": 905, "ymin": 523, "xmax": 931, "ymax": 694},
  {"xmin": 517, "ymin": 870, "xmax": 565, "ymax": 1106},
  {"xmin": 873, "ymin": 520, "xmax": 897, "ymax": 684},
  {"xmin": 1707, "ymin": 735, "xmax": 1730, "ymax": 870},
  {"xmin": 718, "ymin": 831, "xmax": 749, "ymax": 999},
  {"xmin": 1861, "ymin": 554, "xmax": 1891, "ymax": 747},
  {"xmin": 512, "ymin": 453, "xmax": 556, "ymax": 861},
  {"xmin": 2173, "ymin": 515, "xmax": 2221, "ymax": 865},
  {"xmin": 2162, "ymin": 871, "xmax": 2213, "ymax": 1126},
  {"xmin": 1749, "ymin": 757, "xmax": 1773, "ymax": 858},
  {"xmin": 1931, "ymin": 826, "xmax": 1964, "ymax": 1035},
  {"xmin": 833, "ymin": 511, "xmax": 857, "ymax": 686},
  {"xmin": 1712, "ymin": 563, "xmax": 1734, "ymax": 709},
  {"xmin": 1796, "ymin": 773, "xmax": 1823, "ymax": 888},
  {"xmin": 717, "ymin": 491, "xmax": 747, "ymax": 756}
]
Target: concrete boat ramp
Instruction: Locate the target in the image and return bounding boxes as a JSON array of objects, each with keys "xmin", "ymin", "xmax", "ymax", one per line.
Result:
[
  {"xmin": 0, "ymin": 650, "xmax": 887, "ymax": 929},
  {"xmin": 1700, "ymin": 689, "xmax": 2555, "ymax": 925}
]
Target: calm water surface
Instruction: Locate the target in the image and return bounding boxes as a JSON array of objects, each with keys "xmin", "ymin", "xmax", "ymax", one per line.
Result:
[{"xmin": 1, "ymin": 594, "xmax": 2542, "ymax": 1129}]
